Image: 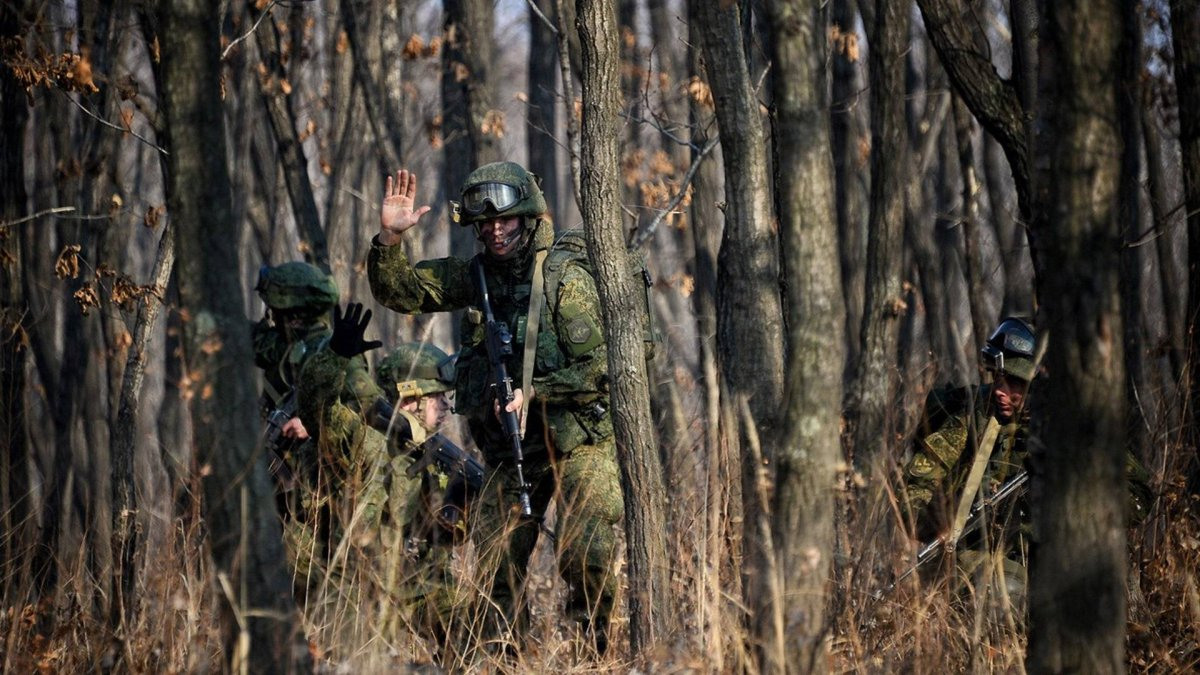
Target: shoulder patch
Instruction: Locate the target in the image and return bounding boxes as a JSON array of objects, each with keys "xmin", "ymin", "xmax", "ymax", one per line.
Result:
[{"xmin": 566, "ymin": 317, "xmax": 594, "ymax": 345}]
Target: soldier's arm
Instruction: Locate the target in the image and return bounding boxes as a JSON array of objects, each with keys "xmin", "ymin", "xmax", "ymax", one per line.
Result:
[
  {"xmin": 367, "ymin": 239, "xmax": 474, "ymax": 313},
  {"xmin": 251, "ymin": 317, "xmax": 287, "ymax": 370},
  {"xmin": 535, "ymin": 265, "xmax": 609, "ymax": 404}
]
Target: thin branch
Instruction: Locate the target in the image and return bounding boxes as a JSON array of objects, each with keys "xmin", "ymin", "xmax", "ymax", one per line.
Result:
[
  {"xmin": 524, "ymin": 0, "xmax": 558, "ymax": 34},
  {"xmin": 223, "ymin": 0, "xmax": 277, "ymax": 60},
  {"xmin": 63, "ymin": 92, "xmax": 168, "ymax": 155},
  {"xmin": 0, "ymin": 207, "xmax": 76, "ymax": 229},
  {"xmin": 628, "ymin": 134, "xmax": 720, "ymax": 250}
]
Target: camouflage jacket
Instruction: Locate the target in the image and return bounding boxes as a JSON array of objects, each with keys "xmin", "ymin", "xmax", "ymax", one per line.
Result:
[
  {"xmin": 252, "ymin": 318, "xmax": 332, "ymax": 411},
  {"xmin": 905, "ymin": 384, "xmax": 1153, "ymax": 545},
  {"xmin": 367, "ymin": 219, "xmax": 612, "ymax": 463}
]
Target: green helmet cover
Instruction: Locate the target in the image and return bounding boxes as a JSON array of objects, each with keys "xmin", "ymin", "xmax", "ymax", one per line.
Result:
[
  {"xmin": 376, "ymin": 342, "xmax": 456, "ymax": 401},
  {"xmin": 457, "ymin": 161, "xmax": 547, "ymax": 225},
  {"xmin": 256, "ymin": 262, "xmax": 339, "ymax": 313},
  {"xmin": 981, "ymin": 316, "xmax": 1037, "ymax": 382}
]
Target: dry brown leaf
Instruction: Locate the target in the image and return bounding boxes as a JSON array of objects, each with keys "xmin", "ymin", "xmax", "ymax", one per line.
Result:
[{"xmin": 54, "ymin": 245, "xmax": 81, "ymax": 280}]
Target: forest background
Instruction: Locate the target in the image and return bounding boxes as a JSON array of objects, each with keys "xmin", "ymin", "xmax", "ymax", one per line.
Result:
[{"xmin": 1, "ymin": 0, "xmax": 1198, "ymax": 672}]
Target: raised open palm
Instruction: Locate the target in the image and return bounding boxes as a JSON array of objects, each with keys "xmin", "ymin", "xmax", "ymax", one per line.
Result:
[{"xmin": 379, "ymin": 169, "xmax": 432, "ymax": 245}]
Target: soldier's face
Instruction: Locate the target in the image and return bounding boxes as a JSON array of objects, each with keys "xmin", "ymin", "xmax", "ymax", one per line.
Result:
[
  {"xmin": 422, "ymin": 391, "xmax": 451, "ymax": 430},
  {"xmin": 478, "ymin": 216, "xmax": 522, "ymax": 258},
  {"xmin": 992, "ymin": 373, "xmax": 1029, "ymax": 423}
]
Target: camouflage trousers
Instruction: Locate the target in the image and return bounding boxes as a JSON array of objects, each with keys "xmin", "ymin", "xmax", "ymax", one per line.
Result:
[
  {"xmin": 280, "ymin": 434, "xmax": 458, "ymax": 652},
  {"xmin": 472, "ymin": 440, "xmax": 624, "ymax": 653}
]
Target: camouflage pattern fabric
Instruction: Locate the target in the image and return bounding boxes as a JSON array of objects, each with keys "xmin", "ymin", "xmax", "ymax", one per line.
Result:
[
  {"xmin": 368, "ymin": 216, "xmax": 622, "ymax": 650},
  {"xmin": 297, "ymin": 347, "xmax": 462, "ymax": 649},
  {"xmin": 904, "ymin": 383, "xmax": 1155, "ymax": 610}
]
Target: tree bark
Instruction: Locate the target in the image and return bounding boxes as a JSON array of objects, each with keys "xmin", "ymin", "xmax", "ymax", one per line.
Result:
[
  {"xmin": 916, "ymin": 0, "xmax": 1030, "ymax": 217},
  {"xmin": 527, "ymin": 0, "xmax": 561, "ymax": 219},
  {"xmin": 250, "ymin": 3, "xmax": 328, "ymax": 270},
  {"xmin": 831, "ymin": 0, "xmax": 869, "ymax": 381},
  {"xmin": 577, "ymin": 0, "xmax": 673, "ymax": 654},
  {"xmin": 0, "ymin": 0, "xmax": 32, "ymax": 600},
  {"xmin": 1169, "ymin": 0, "xmax": 1200, "ymax": 460},
  {"xmin": 1141, "ymin": 109, "xmax": 1186, "ymax": 380},
  {"xmin": 764, "ymin": 0, "xmax": 845, "ymax": 671},
  {"xmin": 690, "ymin": 0, "xmax": 787, "ymax": 650},
  {"xmin": 442, "ymin": 0, "xmax": 498, "ymax": 259},
  {"xmin": 153, "ymin": 0, "xmax": 307, "ymax": 669},
  {"xmin": 845, "ymin": 0, "xmax": 909, "ymax": 470},
  {"xmin": 1026, "ymin": 0, "xmax": 1127, "ymax": 670}
]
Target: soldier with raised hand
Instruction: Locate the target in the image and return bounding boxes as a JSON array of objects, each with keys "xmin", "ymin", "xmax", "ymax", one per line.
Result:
[{"xmin": 368, "ymin": 164, "xmax": 622, "ymax": 655}]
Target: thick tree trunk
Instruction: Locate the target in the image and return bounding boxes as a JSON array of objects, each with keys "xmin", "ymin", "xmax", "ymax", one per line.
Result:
[
  {"xmin": 0, "ymin": 0, "xmax": 31, "ymax": 601},
  {"xmin": 831, "ymin": 0, "xmax": 869, "ymax": 380},
  {"xmin": 154, "ymin": 0, "xmax": 307, "ymax": 669},
  {"xmin": 1026, "ymin": 0, "xmax": 1127, "ymax": 670},
  {"xmin": 576, "ymin": 0, "xmax": 673, "ymax": 653},
  {"xmin": 690, "ymin": 1, "xmax": 787, "ymax": 654},
  {"xmin": 764, "ymin": 0, "xmax": 845, "ymax": 671},
  {"xmin": 1169, "ymin": 0, "xmax": 1200, "ymax": 460},
  {"xmin": 442, "ymin": 0, "xmax": 498, "ymax": 259},
  {"xmin": 845, "ymin": 0, "xmax": 909, "ymax": 470},
  {"xmin": 250, "ymin": 3, "xmax": 328, "ymax": 269},
  {"xmin": 527, "ymin": 0, "xmax": 560, "ymax": 219}
]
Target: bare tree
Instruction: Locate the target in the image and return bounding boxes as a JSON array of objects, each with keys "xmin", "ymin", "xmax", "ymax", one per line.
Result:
[
  {"xmin": 152, "ymin": 0, "xmax": 307, "ymax": 668},
  {"xmin": 576, "ymin": 0, "xmax": 673, "ymax": 653},
  {"xmin": 1026, "ymin": 0, "xmax": 1129, "ymax": 670},
  {"xmin": 763, "ymin": 0, "xmax": 845, "ymax": 671},
  {"xmin": 844, "ymin": 0, "xmax": 909, "ymax": 470},
  {"xmin": 1169, "ymin": 0, "xmax": 1200, "ymax": 457}
]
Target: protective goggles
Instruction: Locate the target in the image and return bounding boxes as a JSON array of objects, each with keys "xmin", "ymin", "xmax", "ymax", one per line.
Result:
[
  {"xmin": 460, "ymin": 182, "xmax": 523, "ymax": 216},
  {"xmin": 981, "ymin": 330, "xmax": 1034, "ymax": 374}
]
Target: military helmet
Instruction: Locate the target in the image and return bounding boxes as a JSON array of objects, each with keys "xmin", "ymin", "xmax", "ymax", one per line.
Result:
[
  {"xmin": 256, "ymin": 262, "xmax": 339, "ymax": 314},
  {"xmin": 452, "ymin": 161, "xmax": 547, "ymax": 226},
  {"xmin": 981, "ymin": 316, "xmax": 1037, "ymax": 382},
  {"xmin": 376, "ymin": 342, "xmax": 457, "ymax": 401}
]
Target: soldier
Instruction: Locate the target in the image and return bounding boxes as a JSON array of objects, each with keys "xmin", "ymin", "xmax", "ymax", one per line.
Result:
[
  {"xmin": 903, "ymin": 316, "xmax": 1152, "ymax": 615},
  {"xmin": 367, "ymin": 164, "xmax": 622, "ymax": 654}
]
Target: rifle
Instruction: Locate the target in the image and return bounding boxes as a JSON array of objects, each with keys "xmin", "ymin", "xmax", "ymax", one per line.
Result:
[
  {"xmin": 263, "ymin": 390, "xmax": 299, "ymax": 491},
  {"xmin": 407, "ymin": 432, "xmax": 487, "ymax": 492},
  {"xmin": 471, "ymin": 257, "xmax": 534, "ymax": 518},
  {"xmin": 893, "ymin": 469, "xmax": 1029, "ymax": 589}
]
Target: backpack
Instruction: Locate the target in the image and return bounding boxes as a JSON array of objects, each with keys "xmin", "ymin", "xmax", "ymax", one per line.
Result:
[{"xmin": 542, "ymin": 229, "xmax": 659, "ymax": 359}]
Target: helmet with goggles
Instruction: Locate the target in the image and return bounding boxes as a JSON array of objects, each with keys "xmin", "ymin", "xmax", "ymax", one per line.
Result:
[
  {"xmin": 451, "ymin": 161, "xmax": 547, "ymax": 226},
  {"xmin": 981, "ymin": 316, "xmax": 1037, "ymax": 382},
  {"xmin": 376, "ymin": 342, "xmax": 457, "ymax": 402}
]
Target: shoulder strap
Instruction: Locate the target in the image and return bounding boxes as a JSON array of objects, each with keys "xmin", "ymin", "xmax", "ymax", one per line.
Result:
[
  {"xmin": 519, "ymin": 249, "xmax": 548, "ymax": 438},
  {"xmin": 949, "ymin": 416, "xmax": 1002, "ymax": 546}
]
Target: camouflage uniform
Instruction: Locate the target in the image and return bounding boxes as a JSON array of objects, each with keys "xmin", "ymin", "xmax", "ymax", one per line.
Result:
[
  {"xmin": 368, "ymin": 162, "xmax": 622, "ymax": 651},
  {"xmin": 904, "ymin": 318, "xmax": 1153, "ymax": 614}
]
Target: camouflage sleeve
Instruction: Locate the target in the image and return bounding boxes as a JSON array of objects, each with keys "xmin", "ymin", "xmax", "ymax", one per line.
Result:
[
  {"xmin": 296, "ymin": 347, "xmax": 384, "ymax": 433},
  {"xmin": 367, "ymin": 238, "xmax": 474, "ymax": 313},
  {"xmin": 251, "ymin": 317, "xmax": 287, "ymax": 370},
  {"xmin": 535, "ymin": 264, "xmax": 608, "ymax": 403},
  {"xmin": 902, "ymin": 419, "xmax": 969, "ymax": 536}
]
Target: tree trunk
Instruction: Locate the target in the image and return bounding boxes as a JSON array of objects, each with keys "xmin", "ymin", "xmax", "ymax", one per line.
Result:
[
  {"xmin": 690, "ymin": 0, "xmax": 787, "ymax": 651},
  {"xmin": 831, "ymin": 0, "xmax": 869, "ymax": 380},
  {"xmin": 845, "ymin": 0, "xmax": 909, "ymax": 470},
  {"xmin": 576, "ymin": 0, "xmax": 673, "ymax": 653},
  {"xmin": 1141, "ymin": 109, "xmax": 1186, "ymax": 380},
  {"xmin": 527, "ymin": 0, "xmax": 560, "ymax": 219},
  {"xmin": 764, "ymin": 0, "xmax": 845, "ymax": 671},
  {"xmin": 250, "ymin": 2, "xmax": 328, "ymax": 270},
  {"xmin": 1169, "ymin": 0, "xmax": 1200, "ymax": 460},
  {"xmin": 153, "ymin": 0, "xmax": 307, "ymax": 669},
  {"xmin": 442, "ymin": 0, "xmax": 498, "ymax": 259},
  {"xmin": 1026, "ymin": 0, "xmax": 1127, "ymax": 670},
  {"xmin": 0, "ymin": 0, "xmax": 31, "ymax": 601}
]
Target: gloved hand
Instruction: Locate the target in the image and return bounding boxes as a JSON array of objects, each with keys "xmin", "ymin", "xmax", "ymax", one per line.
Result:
[{"xmin": 329, "ymin": 302, "xmax": 383, "ymax": 358}]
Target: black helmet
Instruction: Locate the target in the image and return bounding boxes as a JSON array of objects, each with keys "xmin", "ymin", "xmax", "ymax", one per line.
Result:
[
  {"xmin": 451, "ymin": 161, "xmax": 547, "ymax": 226},
  {"xmin": 981, "ymin": 317, "xmax": 1037, "ymax": 381}
]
